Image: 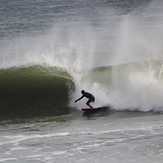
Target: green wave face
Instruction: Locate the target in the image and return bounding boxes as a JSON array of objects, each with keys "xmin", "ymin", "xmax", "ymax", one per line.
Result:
[{"xmin": 0, "ymin": 66, "xmax": 73, "ymax": 120}]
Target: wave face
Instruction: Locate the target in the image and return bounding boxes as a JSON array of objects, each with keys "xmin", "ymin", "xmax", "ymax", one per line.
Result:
[
  {"xmin": 1, "ymin": 60, "xmax": 163, "ymax": 121},
  {"xmin": 0, "ymin": 66, "xmax": 73, "ymax": 120}
]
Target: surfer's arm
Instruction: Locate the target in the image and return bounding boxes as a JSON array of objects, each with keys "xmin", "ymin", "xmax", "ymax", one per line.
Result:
[{"xmin": 75, "ymin": 95, "xmax": 84, "ymax": 103}]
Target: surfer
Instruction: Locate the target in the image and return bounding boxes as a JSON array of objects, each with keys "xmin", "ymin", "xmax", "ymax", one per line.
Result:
[{"xmin": 75, "ymin": 90, "xmax": 95, "ymax": 108}]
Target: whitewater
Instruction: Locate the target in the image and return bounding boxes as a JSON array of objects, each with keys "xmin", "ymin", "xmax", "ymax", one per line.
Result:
[{"xmin": 0, "ymin": 0, "xmax": 163, "ymax": 162}]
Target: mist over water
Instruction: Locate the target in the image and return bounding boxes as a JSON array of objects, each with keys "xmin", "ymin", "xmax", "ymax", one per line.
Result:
[
  {"xmin": 1, "ymin": 0, "xmax": 163, "ymax": 112},
  {"xmin": 114, "ymin": 1, "xmax": 163, "ymax": 64}
]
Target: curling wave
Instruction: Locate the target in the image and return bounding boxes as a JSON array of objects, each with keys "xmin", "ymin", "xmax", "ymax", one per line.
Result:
[
  {"xmin": 1, "ymin": 60, "xmax": 163, "ymax": 120},
  {"xmin": 0, "ymin": 65, "xmax": 74, "ymax": 120}
]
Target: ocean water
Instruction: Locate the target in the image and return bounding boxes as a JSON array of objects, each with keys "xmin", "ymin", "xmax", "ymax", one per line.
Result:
[{"xmin": 1, "ymin": 0, "xmax": 163, "ymax": 162}]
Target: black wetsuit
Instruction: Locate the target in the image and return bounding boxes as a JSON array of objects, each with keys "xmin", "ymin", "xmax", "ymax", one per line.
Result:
[{"xmin": 75, "ymin": 91, "xmax": 95, "ymax": 108}]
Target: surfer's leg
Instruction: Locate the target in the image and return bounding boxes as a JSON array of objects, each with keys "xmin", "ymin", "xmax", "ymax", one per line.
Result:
[{"xmin": 86, "ymin": 99, "xmax": 93, "ymax": 108}]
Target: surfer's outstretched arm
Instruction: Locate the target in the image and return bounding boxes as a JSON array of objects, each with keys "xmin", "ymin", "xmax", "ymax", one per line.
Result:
[{"xmin": 75, "ymin": 95, "xmax": 84, "ymax": 103}]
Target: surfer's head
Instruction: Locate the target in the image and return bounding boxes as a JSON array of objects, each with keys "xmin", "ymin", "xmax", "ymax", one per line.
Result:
[{"xmin": 81, "ymin": 90, "xmax": 85, "ymax": 94}]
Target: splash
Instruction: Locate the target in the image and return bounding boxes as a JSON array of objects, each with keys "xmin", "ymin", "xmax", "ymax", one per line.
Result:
[{"xmin": 70, "ymin": 1, "xmax": 163, "ymax": 111}]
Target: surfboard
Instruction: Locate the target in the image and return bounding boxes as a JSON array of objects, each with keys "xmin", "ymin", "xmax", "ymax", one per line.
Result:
[
  {"xmin": 82, "ymin": 107, "xmax": 109, "ymax": 116},
  {"xmin": 81, "ymin": 107, "xmax": 98, "ymax": 111}
]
